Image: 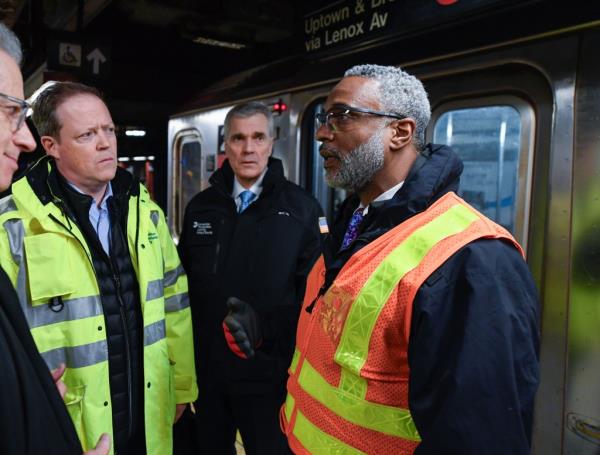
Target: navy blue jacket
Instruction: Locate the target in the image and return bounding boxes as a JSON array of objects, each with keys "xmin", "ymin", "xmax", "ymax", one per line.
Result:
[
  {"xmin": 323, "ymin": 144, "xmax": 540, "ymax": 455},
  {"xmin": 179, "ymin": 158, "xmax": 323, "ymax": 395}
]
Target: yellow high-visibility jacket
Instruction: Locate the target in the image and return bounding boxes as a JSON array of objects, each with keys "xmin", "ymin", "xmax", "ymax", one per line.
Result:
[{"xmin": 0, "ymin": 159, "xmax": 198, "ymax": 454}]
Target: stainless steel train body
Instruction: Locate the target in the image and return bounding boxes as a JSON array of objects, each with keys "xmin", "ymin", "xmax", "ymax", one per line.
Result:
[{"xmin": 167, "ymin": 9, "xmax": 600, "ymax": 454}]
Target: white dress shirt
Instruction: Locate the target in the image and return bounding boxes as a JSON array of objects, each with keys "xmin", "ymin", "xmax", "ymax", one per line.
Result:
[{"xmin": 361, "ymin": 180, "xmax": 405, "ymax": 215}]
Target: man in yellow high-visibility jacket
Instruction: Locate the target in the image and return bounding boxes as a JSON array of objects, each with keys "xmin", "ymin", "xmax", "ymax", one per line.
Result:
[{"xmin": 0, "ymin": 81, "xmax": 197, "ymax": 455}]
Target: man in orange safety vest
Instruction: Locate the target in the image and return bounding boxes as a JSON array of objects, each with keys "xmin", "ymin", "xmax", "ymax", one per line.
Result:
[{"xmin": 280, "ymin": 64, "xmax": 540, "ymax": 455}]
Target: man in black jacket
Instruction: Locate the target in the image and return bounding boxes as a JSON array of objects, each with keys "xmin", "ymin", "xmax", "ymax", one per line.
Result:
[
  {"xmin": 280, "ymin": 65, "xmax": 540, "ymax": 454},
  {"xmin": 178, "ymin": 101, "xmax": 323, "ymax": 454},
  {"xmin": 0, "ymin": 23, "xmax": 108, "ymax": 455}
]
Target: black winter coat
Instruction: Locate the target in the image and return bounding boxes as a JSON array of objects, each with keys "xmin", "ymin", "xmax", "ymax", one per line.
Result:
[
  {"xmin": 0, "ymin": 267, "xmax": 82, "ymax": 455},
  {"xmin": 179, "ymin": 158, "xmax": 322, "ymax": 395},
  {"xmin": 324, "ymin": 144, "xmax": 540, "ymax": 455}
]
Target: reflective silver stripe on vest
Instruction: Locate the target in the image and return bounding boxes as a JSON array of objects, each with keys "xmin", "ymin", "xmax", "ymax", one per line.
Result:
[
  {"xmin": 144, "ymin": 319, "xmax": 166, "ymax": 346},
  {"xmin": 0, "ymin": 195, "xmax": 17, "ymax": 214},
  {"xmin": 150, "ymin": 210, "xmax": 160, "ymax": 227},
  {"xmin": 164, "ymin": 264, "xmax": 185, "ymax": 287},
  {"xmin": 41, "ymin": 339, "xmax": 109, "ymax": 370},
  {"xmin": 165, "ymin": 293, "xmax": 190, "ymax": 313},
  {"xmin": 146, "ymin": 279, "xmax": 164, "ymax": 301},
  {"xmin": 3, "ymin": 217, "xmax": 27, "ymax": 305},
  {"xmin": 23, "ymin": 295, "xmax": 103, "ymax": 329}
]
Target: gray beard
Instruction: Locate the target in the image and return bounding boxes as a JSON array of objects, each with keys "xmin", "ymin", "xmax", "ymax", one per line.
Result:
[{"xmin": 325, "ymin": 128, "xmax": 385, "ymax": 193}]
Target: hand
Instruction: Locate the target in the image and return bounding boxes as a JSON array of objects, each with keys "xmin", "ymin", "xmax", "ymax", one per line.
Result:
[
  {"xmin": 83, "ymin": 433, "xmax": 111, "ymax": 455},
  {"xmin": 50, "ymin": 363, "xmax": 67, "ymax": 400},
  {"xmin": 222, "ymin": 297, "xmax": 261, "ymax": 359},
  {"xmin": 174, "ymin": 403, "xmax": 187, "ymax": 424}
]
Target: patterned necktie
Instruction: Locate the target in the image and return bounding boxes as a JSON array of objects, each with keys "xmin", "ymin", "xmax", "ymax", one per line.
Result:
[
  {"xmin": 238, "ymin": 190, "xmax": 256, "ymax": 213},
  {"xmin": 341, "ymin": 207, "xmax": 364, "ymax": 250}
]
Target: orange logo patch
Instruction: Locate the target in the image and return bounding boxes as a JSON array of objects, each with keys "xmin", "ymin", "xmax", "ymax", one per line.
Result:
[{"xmin": 319, "ymin": 286, "xmax": 353, "ymax": 344}]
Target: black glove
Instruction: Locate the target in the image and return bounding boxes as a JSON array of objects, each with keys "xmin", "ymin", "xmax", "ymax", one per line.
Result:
[{"xmin": 222, "ymin": 297, "xmax": 262, "ymax": 359}]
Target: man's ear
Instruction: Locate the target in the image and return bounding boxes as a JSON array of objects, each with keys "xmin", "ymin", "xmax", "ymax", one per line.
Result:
[
  {"xmin": 389, "ymin": 118, "xmax": 416, "ymax": 152},
  {"xmin": 40, "ymin": 136, "xmax": 59, "ymax": 159},
  {"xmin": 269, "ymin": 138, "xmax": 275, "ymax": 156}
]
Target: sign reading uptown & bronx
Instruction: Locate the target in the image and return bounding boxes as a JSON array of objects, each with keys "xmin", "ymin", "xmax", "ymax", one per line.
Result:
[
  {"xmin": 304, "ymin": 0, "xmax": 394, "ymax": 53},
  {"xmin": 302, "ymin": 0, "xmax": 531, "ymax": 55}
]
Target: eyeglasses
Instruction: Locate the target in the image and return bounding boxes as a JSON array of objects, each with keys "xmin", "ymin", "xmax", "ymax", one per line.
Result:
[
  {"xmin": 0, "ymin": 92, "xmax": 31, "ymax": 133},
  {"xmin": 315, "ymin": 105, "xmax": 405, "ymax": 132}
]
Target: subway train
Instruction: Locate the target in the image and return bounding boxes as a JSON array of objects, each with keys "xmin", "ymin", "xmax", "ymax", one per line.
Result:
[{"xmin": 167, "ymin": 1, "xmax": 600, "ymax": 453}]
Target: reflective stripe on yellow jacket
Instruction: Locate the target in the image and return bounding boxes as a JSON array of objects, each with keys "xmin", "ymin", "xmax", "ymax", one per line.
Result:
[{"xmin": 0, "ymin": 169, "xmax": 198, "ymax": 454}]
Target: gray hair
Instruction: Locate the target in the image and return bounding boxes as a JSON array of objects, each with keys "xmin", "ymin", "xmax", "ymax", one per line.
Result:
[
  {"xmin": 223, "ymin": 101, "xmax": 274, "ymax": 139},
  {"xmin": 0, "ymin": 23, "xmax": 22, "ymax": 65},
  {"xmin": 344, "ymin": 64, "xmax": 431, "ymax": 150}
]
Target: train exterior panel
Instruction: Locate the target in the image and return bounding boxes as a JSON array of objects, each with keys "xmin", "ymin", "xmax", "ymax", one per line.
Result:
[{"xmin": 168, "ymin": 3, "xmax": 600, "ymax": 452}]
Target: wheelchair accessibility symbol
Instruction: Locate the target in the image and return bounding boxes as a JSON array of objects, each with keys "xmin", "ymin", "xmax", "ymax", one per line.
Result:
[{"xmin": 59, "ymin": 43, "xmax": 82, "ymax": 67}]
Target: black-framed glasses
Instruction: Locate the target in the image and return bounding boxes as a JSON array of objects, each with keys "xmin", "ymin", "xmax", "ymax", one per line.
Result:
[
  {"xmin": 0, "ymin": 92, "xmax": 30, "ymax": 133},
  {"xmin": 315, "ymin": 105, "xmax": 405, "ymax": 132}
]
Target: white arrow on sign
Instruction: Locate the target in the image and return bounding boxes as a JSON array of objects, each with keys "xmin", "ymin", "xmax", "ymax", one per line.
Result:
[{"xmin": 86, "ymin": 48, "xmax": 106, "ymax": 75}]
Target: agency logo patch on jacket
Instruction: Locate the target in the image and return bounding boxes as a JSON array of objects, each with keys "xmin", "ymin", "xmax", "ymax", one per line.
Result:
[{"xmin": 193, "ymin": 221, "xmax": 213, "ymax": 236}]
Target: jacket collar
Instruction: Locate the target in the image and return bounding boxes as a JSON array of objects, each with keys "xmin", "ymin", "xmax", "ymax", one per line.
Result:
[
  {"xmin": 24, "ymin": 156, "xmax": 138, "ymax": 201},
  {"xmin": 209, "ymin": 157, "xmax": 286, "ymax": 200},
  {"xmin": 324, "ymin": 144, "xmax": 463, "ymax": 270},
  {"xmin": 13, "ymin": 156, "xmax": 139, "ymax": 221}
]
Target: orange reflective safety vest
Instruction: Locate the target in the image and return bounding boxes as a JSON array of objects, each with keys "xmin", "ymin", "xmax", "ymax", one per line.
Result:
[{"xmin": 281, "ymin": 192, "xmax": 523, "ymax": 454}]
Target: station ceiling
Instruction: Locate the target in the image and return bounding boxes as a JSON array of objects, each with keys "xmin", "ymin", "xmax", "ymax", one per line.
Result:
[
  {"xmin": 4, "ymin": 0, "xmax": 325, "ymax": 109},
  {"xmin": 1, "ymin": 0, "xmax": 328, "ymax": 207}
]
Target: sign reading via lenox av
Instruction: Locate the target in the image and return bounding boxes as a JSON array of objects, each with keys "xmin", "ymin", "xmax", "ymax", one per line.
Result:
[
  {"xmin": 304, "ymin": 0, "xmax": 393, "ymax": 53},
  {"xmin": 302, "ymin": 0, "xmax": 524, "ymax": 54}
]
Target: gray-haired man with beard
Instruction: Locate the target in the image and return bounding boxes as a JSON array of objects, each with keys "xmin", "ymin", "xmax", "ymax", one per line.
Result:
[{"xmin": 281, "ymin": 64, "xmax": 539, "ymax": 454}]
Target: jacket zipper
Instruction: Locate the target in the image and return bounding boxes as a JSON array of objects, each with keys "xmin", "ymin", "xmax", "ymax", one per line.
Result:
[
  {"xmin": 49, "ymin": 211, "xmax": 135, "ymax": 440},
  {"xmin": 111, "ymin": 267, "xmax": 134, "ymax": 440},
  {"xmin": 107, "ymin": 199, "xmax": 135, "ymax": 441}
]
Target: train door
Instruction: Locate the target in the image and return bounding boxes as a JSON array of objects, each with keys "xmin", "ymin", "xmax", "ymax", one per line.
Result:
[
  {"xmin": 564, "ymin": 28, "xmax": 600, "ymax": 455},
  {"xmin": 170, "ymin": 129, "xmax": 203, "ymax": 239},
  {"xmin": 420, "ymin": 34, "xmax": 584, "ymax": 454}
]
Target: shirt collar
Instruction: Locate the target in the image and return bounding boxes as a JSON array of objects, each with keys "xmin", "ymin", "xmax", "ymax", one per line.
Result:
[
  {"xmin": 361, "ymin": 180, "xmax": 404, "ymax": 215},
  {"xmin": 232, "ymin": 167, "xmax": 268, "ymax": 200},
  {"xmin": 67, "ymin": 181, "xmax": 113, "ymax": 210}
]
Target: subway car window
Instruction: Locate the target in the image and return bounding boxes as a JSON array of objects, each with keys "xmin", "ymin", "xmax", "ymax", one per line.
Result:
[
  {"xmin": 304, "ymin": 100, "xmax": 347, "ymax": 221},
  {"xmin": 173, "ymin": 131, "xmax": 202, "ymax": 235},
  {"xmin": 432, "ymin": 101, "xmax": 534, "ymax": 242}
]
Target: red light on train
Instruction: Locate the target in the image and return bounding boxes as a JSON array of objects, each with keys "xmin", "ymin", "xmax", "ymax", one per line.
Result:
[
  {"xmin": 273, "ymin": 99, "xmax": 287, "ymax": 115},
  {"xmin": 437, "ymin": 0, "xmax": 458, "ymax": 5}
]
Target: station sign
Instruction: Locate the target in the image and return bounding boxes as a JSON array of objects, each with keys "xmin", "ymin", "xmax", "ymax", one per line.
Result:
[
  {"xmin": 303, "ymin": 0, "xmax": 394, "ymax": 53},
  {"xmin": 302, "ymin": 0, "xmax": 538, "ymax": 55},
  {"xmin": 47, "ymin": 35, "xmax": 111, "ymax": 80}
]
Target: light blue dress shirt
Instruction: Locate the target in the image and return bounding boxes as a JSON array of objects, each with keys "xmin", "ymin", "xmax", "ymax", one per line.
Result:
[{"xmin": 68, "ymin": 182, "xmax": 113, "ymax": 254}]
